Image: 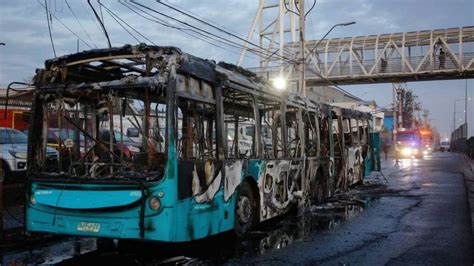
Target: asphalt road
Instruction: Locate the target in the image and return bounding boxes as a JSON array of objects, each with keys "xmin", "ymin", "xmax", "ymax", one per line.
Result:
[
  {"xmin": 2, "ymin": 152, "xmax": 473, "ymax": 265},
  {"xmin": 247, "ymin": 152, "xmax": 474, "ymax": 265}
]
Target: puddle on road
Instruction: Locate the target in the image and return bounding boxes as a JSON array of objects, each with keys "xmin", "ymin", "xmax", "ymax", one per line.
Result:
[{"xmin": 1, "ymin": 194, "xmax": 379, "ymax": 265}]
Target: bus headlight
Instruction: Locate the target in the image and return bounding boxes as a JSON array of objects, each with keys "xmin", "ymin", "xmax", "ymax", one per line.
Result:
[{"xmin": 149, "ymin": 196, "xmax": 161, "ymax": 211}]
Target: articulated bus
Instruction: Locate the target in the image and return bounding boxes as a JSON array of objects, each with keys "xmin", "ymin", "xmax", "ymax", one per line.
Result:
[{"xmin": 25, "ymin": 45, "xmax": 380, "ymax": 242}]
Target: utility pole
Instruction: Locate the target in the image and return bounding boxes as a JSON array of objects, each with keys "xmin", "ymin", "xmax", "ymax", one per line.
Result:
[
  {"xmin": 392, "ymin": 84, "xmax": 397, "ymax": 149},
  {"xmin": 298, "ymin": 0, "xmax": 306, "ymax": 98},
  {"xmin": 465, "ymin": 79, "xmax": 468, "ymax": 137},
  {"xmin": 297, "ymin": 0, "xmax": 306, "ymax": 215},
  {"xmin": 397, "ymin": 88, "xmax": 403, "ymax": 129},
  {"xmin": 453, "ymin": 101, "xmax": 456, "ymax": 132}
]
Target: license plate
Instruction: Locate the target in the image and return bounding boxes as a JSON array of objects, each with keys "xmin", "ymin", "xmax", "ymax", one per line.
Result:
[{"xmin": 77, "ymin": 222, "xmax": 100, "ymax": 233}]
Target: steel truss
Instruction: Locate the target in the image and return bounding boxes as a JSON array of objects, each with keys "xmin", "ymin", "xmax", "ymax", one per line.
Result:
[{"xmin": 247, "ymin": 26, "xmax": 474, "ymax": 86}]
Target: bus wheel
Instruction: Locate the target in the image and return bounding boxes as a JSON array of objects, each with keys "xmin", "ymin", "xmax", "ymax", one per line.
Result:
[{"xmin": 235, "ymin": 182, "xmax": 256, "ymax": 237}]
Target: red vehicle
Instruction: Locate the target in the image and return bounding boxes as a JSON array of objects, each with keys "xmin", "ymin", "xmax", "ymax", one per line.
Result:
[
  {"xmin": 0, "ymin": 109, "xmax": 29, "ymax": 130},
  {"xmin": 419, "ymin": 128, "xmax": 434, "ymax": 155},
  {"xmin": 395, "ymin": 129, "xmax": 423, "ymax": 159}
]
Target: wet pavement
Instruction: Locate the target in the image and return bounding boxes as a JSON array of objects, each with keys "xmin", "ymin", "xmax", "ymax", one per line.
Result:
[
  {"xmin": 1, "ymin": 152, "xmax": 473, "ymax": 265},
  {"xmin": 248, "ymin": 152, "xmax": 474, "ymax": 265}
]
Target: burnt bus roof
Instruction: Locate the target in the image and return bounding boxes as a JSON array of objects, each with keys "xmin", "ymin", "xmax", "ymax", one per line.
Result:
[
  {"xmin": 36, "ymin": 44, "xmax": 371, "ymax": 120},
  {"xmin": 41, "ymin": 44, "xmax": 218, "ymax": 85}
]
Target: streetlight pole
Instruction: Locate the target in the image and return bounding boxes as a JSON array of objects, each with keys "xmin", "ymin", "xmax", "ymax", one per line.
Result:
[
  {"xmin": 453, "ymin": 97, "xmax": 471, "ymax": 133},
  {"xmin": 453, "ymin": 100, "xmax": 457, "ymax": 132},
  {"xmin": 298, "ymin": 0, "xmax": 306, "ymax": 98},
  {"xmin": 308, "ymin": 21, "xmax": 356, "ymax": 55},
  {"xmin": 0, "ymin": 41, "xmax": 5, "ymax": 241},
  {"xmin": 465, "ymin": 79, "xmax": 468, "ymax": 137}
]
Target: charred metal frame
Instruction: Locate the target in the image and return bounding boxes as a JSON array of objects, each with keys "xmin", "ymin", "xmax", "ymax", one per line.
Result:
[{"xmin": 25, "ymin": 44, "xmax": 377, "ymax": 241}]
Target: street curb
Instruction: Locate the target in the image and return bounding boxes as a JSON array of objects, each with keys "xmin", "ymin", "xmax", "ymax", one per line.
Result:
[{"xmin": 462, "ymin": 155, "xmax": 474, "ymax": 236}]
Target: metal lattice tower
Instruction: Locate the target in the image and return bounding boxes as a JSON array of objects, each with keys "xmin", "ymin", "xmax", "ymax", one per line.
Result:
[{"xmin": 238, "ymin": 0, "xmax": 301, "ymax": 89}]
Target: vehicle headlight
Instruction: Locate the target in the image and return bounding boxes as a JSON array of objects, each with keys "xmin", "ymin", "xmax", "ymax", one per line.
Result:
[
  {"xmin": 127, "ymin": 145, "xmax": 140, "ymax": 153},
  {"xmin": 9, "ymin": 150, "xmax": 27, "ymax": 159},
  {"xmin": 149, "ymin": 196, "xmax": 161, "ymax": 211},
  {"xmin": 401, "ymin": 148, "xmax": 412, "ymax": 156}
]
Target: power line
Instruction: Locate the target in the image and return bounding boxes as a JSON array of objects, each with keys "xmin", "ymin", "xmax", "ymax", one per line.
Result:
[
  {"xmin": 44, "ymin": 0, "xmax": 56, "ymax": 57},
  {"xmin": 120, "ymin": 1, "xmax": 260, "ymax": 61},
  {"xmin": 87, "ymin": 0, "xmax": 111, "ymax": 48},
  {"xmin": 103, "ymin": 5, "xmax": 141, "ymax": 44},
  {"xmin": 120, "ymin": 1, "xmax": 262, "ymax": 61},
  {"xmin": 119, "ymin": 0, "xmax": 185, "ymax": 30},
  {"xmin": 79, "ymin": 0, "xmax": 106, "ymax": 43},
  {"xmin": 131, "ymin": 1, "xmax": 296, "ymax": 64},
  {"xmin": 160, "ymin": 0, "xmax": 257, "ymax": 44},
  {"xmin": 65, "ymin": 0, "xmax": 98, "ymax": 48},
  {"xmin": 100, "ymin": 2, "xmax": 157, "ymax": 45},
  {"xmin": 155, "ymin": 0, "xmax": 297, "ymax": 63},
  {"xmin": 37, "ymin": 0, "xmax": 93, "ymax": 49}
]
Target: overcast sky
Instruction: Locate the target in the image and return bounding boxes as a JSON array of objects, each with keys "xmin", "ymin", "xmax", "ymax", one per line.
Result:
[{"xmin": 0, "ymin": 0, "xmax": 473, "ymax": 138}]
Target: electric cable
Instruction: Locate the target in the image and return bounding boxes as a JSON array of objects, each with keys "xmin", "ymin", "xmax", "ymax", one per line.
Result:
[
  {"xmin": 104, "ymin": 6, "xmax": 141, "ymax": 43},
  {"xmin": 44, "ymin": 0, "xmax": 56, "ymax": 57},
  {"xmin": 65, "ymin": 0, "xmax": 98, "ymax": 48},
  {"xmin": 87, "ymin": 0, "xmax": 112, "ymax": 48},
  {"xmin": 37, "ymin": 0, "xmax": 93, "ymax": 49},
  {"xmin": 119, "ymin": 1, "xmax": 261, "ymax": 61},
  {"xmin": 132, "ymin": 1, "xmax": 297, "ymax": 63},
  {"xmin": 157, "ymin": 0, "xmax": 295, "ymax": 57}
]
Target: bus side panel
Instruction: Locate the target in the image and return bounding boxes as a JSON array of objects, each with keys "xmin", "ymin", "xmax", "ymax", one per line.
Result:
[
  {"xmin": 257, "ymin": 159, "xmax": 295, "ymax": 222},
  {"xmin": 171, "ymin": 159, "xmax": 246, "ymax": 241},
  {"xmin": 173, "ymin": 191, "xmax": 236, "ymax": 242}
]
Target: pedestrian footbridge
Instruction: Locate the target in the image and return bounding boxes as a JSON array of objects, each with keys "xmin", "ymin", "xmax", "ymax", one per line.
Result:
[{"xmin": 249, "ymin": 26, "xmax": 474, "ymax": 86}]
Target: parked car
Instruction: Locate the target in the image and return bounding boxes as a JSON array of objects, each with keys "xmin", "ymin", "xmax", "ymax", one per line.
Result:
[
  {"xmin": 99, "ymin": 129, "xmax": 142, "ymax": 159},
  {"xmin": 0, "ymin": 127, "xmax": 57, "ymax": 182}
]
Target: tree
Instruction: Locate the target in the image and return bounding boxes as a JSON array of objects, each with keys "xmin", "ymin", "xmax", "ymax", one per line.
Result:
[{"xmin": 400, "ymin": 89, "xmax": 420, "ymax": 129}]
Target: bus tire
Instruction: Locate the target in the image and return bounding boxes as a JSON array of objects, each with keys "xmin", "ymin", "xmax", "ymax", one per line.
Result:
[{"xmin": 235, "ymin": 182, "xmax": 257, "ymax": 237}]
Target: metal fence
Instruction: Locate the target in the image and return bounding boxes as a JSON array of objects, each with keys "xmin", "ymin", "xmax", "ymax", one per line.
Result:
[{"xmin": 451, "ymin": 123, "xmax": 473, "ymax": 159}]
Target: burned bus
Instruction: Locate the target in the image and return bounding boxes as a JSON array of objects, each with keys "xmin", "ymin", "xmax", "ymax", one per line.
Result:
[{"xmin": 25, "ymin": 45, "xmax": 380, "ymax": 242}]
